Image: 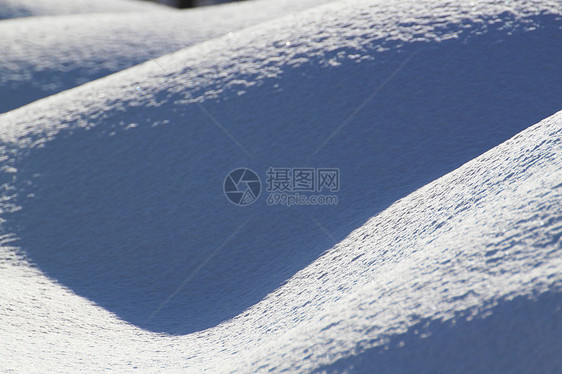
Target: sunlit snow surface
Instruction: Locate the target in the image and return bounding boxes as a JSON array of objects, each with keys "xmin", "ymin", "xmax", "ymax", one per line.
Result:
[
  {"xmin": 0, "ymin": 0, "xmax": 334, "ymax": 112},
  {"xmin": 0, "ymin": 0, "xmax": 561, "ymax": 372},
  {"xmin": 0, "ymin": 0, "xmax": 170, "ymax": 19}
]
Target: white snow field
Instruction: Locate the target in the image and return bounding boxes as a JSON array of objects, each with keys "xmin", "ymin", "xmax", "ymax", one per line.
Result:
[
  {"xmin": 1, "ymin": 0, "xmax": 561, "ymax": 372},
  {"xmin": 0, "ymin": 0, "xmax": 335, "ymax": 113},
  {"xmin": 0, "ymin": 0, "xmax": 171, "ymax": 20}
]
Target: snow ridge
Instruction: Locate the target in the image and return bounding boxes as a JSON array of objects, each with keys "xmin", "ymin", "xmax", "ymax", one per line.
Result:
[
  {"xmin": 0, "ymin": 0, "xmax": 335, "ymax": 113},
  {"xmin": 0, "ymin": 0, "xmax": 561, "ymax": 372}
]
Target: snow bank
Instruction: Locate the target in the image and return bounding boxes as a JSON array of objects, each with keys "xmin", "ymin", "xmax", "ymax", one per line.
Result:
[
  {"xmin": 1, "ymin": 0, "xmax": 560, "ymax": 334},
  {"xmin": 0, "ymin": 0, "xmax": 561, "ymax": 372},
  {"xmin": 0, "ymin": 0, "xmax": 170, "ymax": 19},
  {"xmin": 0, "ymin": 0, "xmax": 334, "ymax": 113},
  {"xmin": 236, "ymin": 110, "xmax": 562, "ymax": 372},
  {"xmin": 1, "ymin": 109, "xmax": 560, "ymax": 373}
]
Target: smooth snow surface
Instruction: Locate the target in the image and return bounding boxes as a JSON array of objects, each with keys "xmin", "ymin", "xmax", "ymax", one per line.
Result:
[
  {"xmin": 0, "ymin": 0, "xmax": 170, "ymax": 19},
  {"xmin": 1, "ymin": 112, "xmax": 560, "ymax": 373},
  {"xmin": 0, "ymin": 0, "xmax": 335, "ymax": 113},
  {"xmin": 0, "ymin": 0, "xmax": 561, "ymax": 372}
]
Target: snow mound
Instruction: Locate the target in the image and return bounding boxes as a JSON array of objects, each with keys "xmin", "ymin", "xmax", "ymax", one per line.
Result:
[
  {"xmin": 250, "ymin": 110, "xmax": 562, "ymax": 372},
  {"xmin": 0, "ymin": 0, "xmax": 561, "ymax": 371},
  {"xmin": 1, "ymin": 109, "xmax": 560, "ymax": 373},
  {"xmin": 1, "ymin": 0, "xmax": 561, "ymax": 336},
  {"xmin": 0, "ymin": 0, "xmax": 334, "ymax": 113},
  {"xmin": 0, "ymin": 0, "xmax": 170, "ymax": 20}
]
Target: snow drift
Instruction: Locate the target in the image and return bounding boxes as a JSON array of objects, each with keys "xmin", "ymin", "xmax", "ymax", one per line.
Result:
[
  {"xmin": 0, "ymin": 0, "xmax": 561, "ymax": 372},
  {"xmin": 0, "ymin": 0, "xmax": 334, "ymax": 113},
  {"xmin": 1, "ymin": 109, "xmax": 560, "ymax": 373},
  {"xmin": 0, "ymin": 0, "xmax": 170, "ymax": 20}
]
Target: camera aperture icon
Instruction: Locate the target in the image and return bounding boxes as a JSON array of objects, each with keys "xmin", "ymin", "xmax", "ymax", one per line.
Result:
[{"xmin": 224, "ymin": 168, "xmax": 261, "ymax": 206}]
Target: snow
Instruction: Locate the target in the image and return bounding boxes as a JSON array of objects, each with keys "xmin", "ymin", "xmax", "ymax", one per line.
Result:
[
  {"xmin": 0, "ymin": 0, "xmax": 561, "ymax": 372},
  {"xmin": 0, "ymin": 0, "xmax": 170, "ymax": 19},
  {"xmin": 0, "ymin": 0, "xmax": 334, "ymax": 113}
]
